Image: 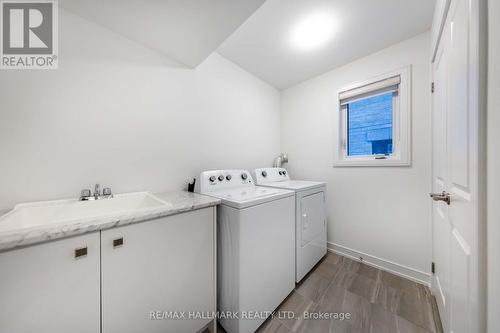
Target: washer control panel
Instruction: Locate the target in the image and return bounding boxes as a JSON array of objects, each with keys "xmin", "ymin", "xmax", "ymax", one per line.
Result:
[
  {"xmin": 196, "ymin": 169, "xmax": 254, "ymax": 193},
  {"xmin": 253, "ymin": 167, "xmax": 290, "ymax": 184}
]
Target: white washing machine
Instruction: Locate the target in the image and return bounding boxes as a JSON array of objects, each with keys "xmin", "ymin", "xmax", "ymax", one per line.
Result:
[
  {"xmin": 253, "ymin": 167, "xmax": 327, "ymax": 283},
  {"xmin": 196, "ymin": 169, "xmax": 295, "ymax": 333}
]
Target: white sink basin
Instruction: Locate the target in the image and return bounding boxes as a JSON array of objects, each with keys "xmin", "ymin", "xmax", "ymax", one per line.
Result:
[{"xmin": 0, "ymin": 192, "xmax": 170, "ymax": 234}]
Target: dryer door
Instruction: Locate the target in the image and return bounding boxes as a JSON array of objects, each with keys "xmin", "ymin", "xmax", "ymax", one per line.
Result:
[{"xmin": 300, "ymin": 191, "xmax": 326, "ymax": 246}]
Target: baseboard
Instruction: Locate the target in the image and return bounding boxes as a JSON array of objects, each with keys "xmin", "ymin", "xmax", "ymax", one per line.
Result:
[{"xmin": 328, "ymin": 242, "xmax": 431, "ymax": 286}]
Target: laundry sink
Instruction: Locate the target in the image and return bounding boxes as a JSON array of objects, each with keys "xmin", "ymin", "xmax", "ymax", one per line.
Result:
[{"xmin": 0, "ymin": 192, "xmax": 170, "ymax": 234}]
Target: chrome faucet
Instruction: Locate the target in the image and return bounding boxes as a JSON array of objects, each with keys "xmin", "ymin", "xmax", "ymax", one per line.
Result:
[
  {"xmin": 79, "ymin": 184, "xmax": 113, "ymax": 201},
  {"xmin": 94, "ymin": 184, "xmax": 101, "ymax": 200}
]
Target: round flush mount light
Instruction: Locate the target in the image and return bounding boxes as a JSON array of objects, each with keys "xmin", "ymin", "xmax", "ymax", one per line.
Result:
[{"xmin": 290, "ymin": 12, "xmax": 336, "ymax": 51}]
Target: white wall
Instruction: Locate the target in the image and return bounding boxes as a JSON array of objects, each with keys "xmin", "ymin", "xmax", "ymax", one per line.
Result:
[
  {"xmin": 487, "ymin": 0, "xmax": 500, "ymax": 331},
  {"xmin": 0, "ymin": 9, "xmax": 281, "ymax": 210},
  {"xmin": 281, "ymin": 32, "xmax": 432, "ymax": 281}
]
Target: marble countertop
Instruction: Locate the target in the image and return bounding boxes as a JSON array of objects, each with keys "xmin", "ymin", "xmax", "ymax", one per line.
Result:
[{"xmin": 0, "ymin": 191, "xmax": 220, "ymax": 252}]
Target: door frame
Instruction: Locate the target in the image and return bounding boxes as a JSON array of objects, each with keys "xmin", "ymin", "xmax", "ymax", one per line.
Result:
[{"xmin": 430, "ymin": 0, "xmax": 487, "ymax": 332}]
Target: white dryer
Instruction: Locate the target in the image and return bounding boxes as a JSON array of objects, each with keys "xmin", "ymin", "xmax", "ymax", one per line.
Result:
[
  {"xmin": 253, "ymin": 167, "xmax": 327, "ymax": 283},
  {"xmin": 196, "ymin": 170, "xmax": 295, "ymax": 333}
]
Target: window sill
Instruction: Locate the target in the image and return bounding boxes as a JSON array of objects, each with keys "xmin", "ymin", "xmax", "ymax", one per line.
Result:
[{"xmin": 333, "ymin": 157, "xmax": 411, "ymax": 167}]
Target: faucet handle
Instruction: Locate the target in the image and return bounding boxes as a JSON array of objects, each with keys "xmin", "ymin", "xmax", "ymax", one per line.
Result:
[
  {"xmin": 80, "ymin": 189, "xmax": 91, "ymax": 200},
  {"xmin": 103, "ymin": 187, "xmax": 113, "ymax": 197}
]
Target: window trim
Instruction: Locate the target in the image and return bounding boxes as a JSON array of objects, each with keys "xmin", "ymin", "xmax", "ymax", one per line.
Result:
[{"xmin": 334, "ymin": 66, "xmax": 412, "ymax": 167}]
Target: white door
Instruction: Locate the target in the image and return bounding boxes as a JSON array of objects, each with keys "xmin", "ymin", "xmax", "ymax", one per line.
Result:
[
  {"xmin": 0, "ymin": 233, "xmax": 101, "ymax": 333},
  {"xmin": 300, "ymin": 191, "xmax": 326, "ymax": 246},
  {"xmin": 431, "ymin": 0, "xmax": 481, "ymax": 332},
  {"xmin": 296, "ymin": 189, "xmax": 327, "ymax": 282},
  {"xmin": 101, "ymin": 208, "xmax": 215, "ymax": 333}
]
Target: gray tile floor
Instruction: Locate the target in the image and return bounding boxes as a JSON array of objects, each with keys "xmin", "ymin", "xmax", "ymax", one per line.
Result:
[{"xmin": 217, "ymin": 252, "xmax": 443, "ymax": 333}]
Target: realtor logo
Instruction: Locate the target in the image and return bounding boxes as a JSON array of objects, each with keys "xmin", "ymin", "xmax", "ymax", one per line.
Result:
[{"xmin": 1, "ymin": 0, "xmax": 58, "ymax": 69}]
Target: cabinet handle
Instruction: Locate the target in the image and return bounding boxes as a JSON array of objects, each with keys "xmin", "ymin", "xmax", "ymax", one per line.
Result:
[
  {"xmin": 113, "ymin": 237, "xmax": 124, "ymax": 248},
  {"xmin": 74, "ymin": 247, "xmax": 88, "ymax": 259}
]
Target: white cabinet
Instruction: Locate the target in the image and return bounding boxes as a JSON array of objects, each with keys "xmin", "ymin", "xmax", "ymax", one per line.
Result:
[
  {"xmin": 101, "ymin": 207, "xmax": 216, "ymax": 333},
  {"xmin": 0, "ymin": 232, "xmax": 101, "ymax": 333},
  {"xmin": 0, "ymin": 207, "xmax": 216, "ymax": 333}
]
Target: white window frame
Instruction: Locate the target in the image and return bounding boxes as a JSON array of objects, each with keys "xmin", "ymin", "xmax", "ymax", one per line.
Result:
[{"xmin": 334, "ymin": 66, "xmax": 412, "ymax": 167}]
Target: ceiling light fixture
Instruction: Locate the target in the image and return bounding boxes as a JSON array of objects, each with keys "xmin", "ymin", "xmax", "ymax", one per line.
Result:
[{"xmin": 290, "ymin": 12, "xmax": 336, "ymax": 51}]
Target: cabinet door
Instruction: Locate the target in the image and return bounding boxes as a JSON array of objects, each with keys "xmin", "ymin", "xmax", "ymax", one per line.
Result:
[
  {"xmin": 0, "ymin": 233, "xmax": 101, "ymax": 333},
  {"xmin": 101, "ymin": 208, "xmax": 215, "ymax": 333}
]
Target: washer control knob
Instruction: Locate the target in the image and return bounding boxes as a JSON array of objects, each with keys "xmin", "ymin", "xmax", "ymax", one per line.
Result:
[
  {"xmin": 241, "ymin": 173, "xmax": 248, "ymax": 180},
  {"xmin": 226, "ymin": 174, "xmax": 232, "ymax": 181},
  {"xmin": 218, "ymin": 174, "xmax": 225, "ymax": 181},
  {"xmin": 261, "ymin": 171, "xmax": 268, "ymax": 177},
  {"xmin": 209, "ymin": 176, "xmax": 216, "ymax": 182},
  {"xmin": 278, "ymin": 171, "xmax": 283, "ymax": 175},
  {"xmin": 282, "ymin": 170, "xmax": 287, "ymax": 175}
]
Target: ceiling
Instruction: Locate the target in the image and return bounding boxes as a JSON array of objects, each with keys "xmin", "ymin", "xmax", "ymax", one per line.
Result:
[
  {"xmin": 60, "ymin": 0, "xmax": 266, "ymax": 68},
  {"xmin": 217, "ymin": 0, "xmax": 435, "ymax": 89}
]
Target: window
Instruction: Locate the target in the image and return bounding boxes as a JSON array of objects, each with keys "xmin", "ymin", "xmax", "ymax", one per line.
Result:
[
  {"xmin": 335, "ymin": 67, "xmax": 411, "ymax": 166},
  {"xmin": 347, "ymin": 92, "xmax": 394, "ymax": 156}
]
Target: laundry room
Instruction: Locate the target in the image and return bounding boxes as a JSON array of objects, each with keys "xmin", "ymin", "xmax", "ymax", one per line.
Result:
[{"xmin": 0, "ymin": 0, "xmax": 496, "ymax": 333}]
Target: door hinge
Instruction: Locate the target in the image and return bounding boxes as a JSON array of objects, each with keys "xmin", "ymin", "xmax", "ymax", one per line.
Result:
[
  {"xmin": 431, "ymin": 82, "xmax": 435, "ymax": 93},
  {"xmin": 431, "ymin": 262, "xmax": 435, "ymax": 274}
]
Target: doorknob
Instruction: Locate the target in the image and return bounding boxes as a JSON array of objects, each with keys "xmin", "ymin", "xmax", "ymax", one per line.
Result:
[{"xmin": 430, "ymin": 191, "xmax": 451, "ymax": 205}]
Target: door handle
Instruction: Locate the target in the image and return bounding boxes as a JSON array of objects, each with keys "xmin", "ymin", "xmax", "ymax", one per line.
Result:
[
  {"xmin": 113, "ymin": 237, "xmax": 124, "ymax": 248},
  {"xmin": 430, "ymin": 191, "xmax": 451, "ymax": 205},
  {"xmin": 74, "ymin": 246, "xmax": 88, "ymax": 259}
]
